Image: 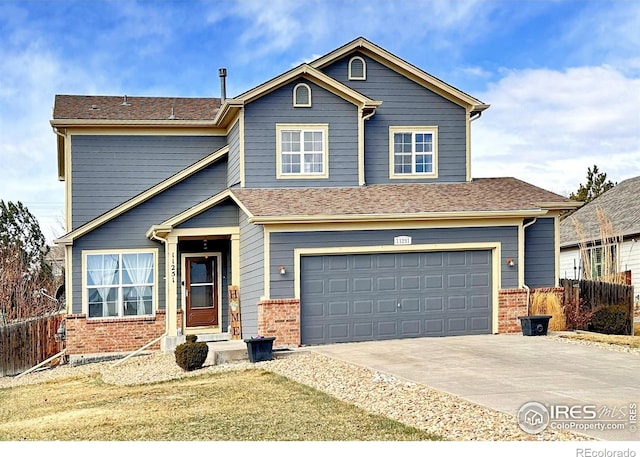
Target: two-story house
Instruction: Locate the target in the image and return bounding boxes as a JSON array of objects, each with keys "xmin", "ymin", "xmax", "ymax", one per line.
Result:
[{"xmin": 52, "ymin": 37, "xmax": 579, "ymax": 358}]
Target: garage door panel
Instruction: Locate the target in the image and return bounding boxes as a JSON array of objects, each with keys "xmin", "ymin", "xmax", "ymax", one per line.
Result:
[
  {"xmin": 471, "ymin": 273, "xmax": 490, "ymax": 287},
  {"xmin": 301, "ymin": 250, "xmax": 492, "ymax": 345},
  {"xmin": 353, "ymin": 277, "xmax": 373, "ymax": 292},
  {"xmin": 448, "ymin": 317, "xmax": 468, "ymax": 333},
  {"xmin": 377, "ymin": 320, "xmax": 397, "ymax": 337},
  {"xmin": 425, "ymin": 319, "xmax": 444, "ymax": 334},
  {"xmin": 448, "ymin": 274, "xmax": 467, "ymax": 288},
  {"xmin": 448, "ymin": 296, "xmax": 467, "ymax": 311},
  {"xmin": 328, "ymin": 323, "xmax": 349, "ymax": 339},
  {"xmin": 377, "ymin": 299, "xmax": 397, "ymax": 313},
  {"xmin": 471, "ymin": 295, "xmax": 490, "ymax": 310},
  {"xmin": 471, "ymin": 316, "xmax": 490, "ymax": 331},
  {"xmin": 401, "ymin": 320, "xmax": 421, "ymax": 336},
  {"xmin": 400, "ymin": 297, "xmax": 420, "ymax": 312},
  {"xmin": 353, "ymin": 322, "xmax": 373, "ymax": 338},
  {"xmin": 328, "ymin": 278, "xmax": 348, "ymax": 294},
  {"xmin": 425, "ymin": 275, "xmax": 443, "ymax": 289},
  {"xmin": 328, "ymin": 301, "xmax": 348, "ymax": 316},
  {"xmin": 426, "ymin": 297, "xmax": 444, "ymax": 311}
]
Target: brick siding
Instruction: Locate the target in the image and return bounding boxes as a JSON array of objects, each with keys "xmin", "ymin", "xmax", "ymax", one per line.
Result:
[
  {"xmin": 65, "ymin": 310, "xmax": 166, "ymax": 355},
  {"xmin": 257, "ymin": 299, "xmax": 300, "ymax": 347}
]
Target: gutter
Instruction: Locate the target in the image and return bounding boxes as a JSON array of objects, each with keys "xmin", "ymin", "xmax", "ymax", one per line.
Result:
[{"xmin": 148, "ymin": 229, "xmax": 171, "ymax": 343}]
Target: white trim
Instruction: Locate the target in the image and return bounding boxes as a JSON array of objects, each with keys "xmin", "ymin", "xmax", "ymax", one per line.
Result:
[
  {"xmin": 293, "ymin": 83, "xmax": 312, "ymax": 107},
  {"xmin": 275, "ymin": 123, "xmax": 329, "ymax": 179},
  {"xmin": 81, "ymin": 248, "xmax": 159, "ymax": 319},
  {"xmin": 293, "ymin": 242, "xmax": 501, "ymax": 334},
  {"xmin": 389, "ymin": 126, "xmax": 439, "ymax": 179},
  {"xmin": 181, "ymin": 252, "xmax": 223, "ymax": 333},
  {"xmin": 348, "ymin": 56, "xmax": 366, "ymax": 80}
]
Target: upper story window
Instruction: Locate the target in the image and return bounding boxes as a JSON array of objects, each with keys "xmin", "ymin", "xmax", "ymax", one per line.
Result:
[
  {"xmin": 349, "ymin": 56, "xmax": 366, "ymax": 80},
  {"xmin": 276, "ymin": 123, "xmax": 329, "ymax": 179},
  {"xmin": 84, "ymin": 250, "xmax": 156, "ymax": 318},
  {"xmin": 389, "ymin": 126, "xmax": 438, "ymax": 179},
  {"xmin": 293, "ymin": 83, "xmax": 312, "ymax": 107}
]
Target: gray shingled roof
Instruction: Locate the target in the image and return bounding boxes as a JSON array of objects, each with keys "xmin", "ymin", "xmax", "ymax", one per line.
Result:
[
  {"xmin": 231, "ymin": 178, "xmax": 576, "ymax": 218},
  {"xmin": 560, "ymin": 176, "xmax": 640, "ymax": 247},
  {"xmin": 53, "ymin": 95, "xmax": 221, "ymax": 121}
]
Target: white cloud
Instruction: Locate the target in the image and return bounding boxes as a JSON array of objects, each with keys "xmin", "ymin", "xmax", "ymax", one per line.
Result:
[{"xmin": 472, "ymin": 65, "xmax": 640, "ymax": 196}]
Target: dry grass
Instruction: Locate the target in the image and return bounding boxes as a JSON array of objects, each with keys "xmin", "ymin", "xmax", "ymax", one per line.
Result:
[
  {"xmin": 556, "ymin": 322, "xmax": 640, "ymax": 349},
  {"xmin": 0, "ymin": 369, "xmax": 440, "ymax": 441},
  {"xmin": 531, "ymin": 291, "xmax": 566, "ymax": 331}
]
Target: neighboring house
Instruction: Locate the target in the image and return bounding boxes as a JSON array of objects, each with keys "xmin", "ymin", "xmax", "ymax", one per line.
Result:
[
  {"xmin": 560, "ymin": 176, "xmax": 640, "ymax": 304},
  {"xmin": 52, "ymin": 37, "xmax": 579, "ymax": 358}
]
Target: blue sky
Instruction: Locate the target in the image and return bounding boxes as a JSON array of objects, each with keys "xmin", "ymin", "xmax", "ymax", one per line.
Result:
[{"xmin": 0, "ymin": 0, "xmax": 638, "ymax": 243}]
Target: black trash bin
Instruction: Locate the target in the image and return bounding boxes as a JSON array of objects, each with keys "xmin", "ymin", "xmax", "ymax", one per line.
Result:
[
  {"xmin": 518, "ymin": 315, "xmax": 552, "ymax": 336},
  {"xmin": 244, "ymin": 336, "xmax": 276, "ymax": 362}
]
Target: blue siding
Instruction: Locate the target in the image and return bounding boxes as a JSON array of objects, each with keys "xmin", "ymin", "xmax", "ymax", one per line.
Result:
[
  {"xmin": 71, "ymin": 161, "xmax": 228, "ymax": 313},
  {"xmin": 322, "ymin": 55, "xmax": 468, "ymax": 184},
  {"xmin": 524, "ymin": 218, "xmax": 556, "ymax": 287},
  {"xmin": 176, "ymin": 201, "xmax": 239, "ymax": 229},
  {"xmin": 269, "ymin": 226, "xmax": 518, "ymax": 299},
  {"xmin": 243, "ymin": 79, "xmax": 359, "ymax": 188},
  {"xmin": 239, "ymin": 211, "xmax": 264, "ymax": 337},
  {"xmin": 227, "ymin": 121, "xmax": 241, "ymax": 187},
  {"xmin": 71, "ymin": 135, "xmax": 227, "ymax": 229}
]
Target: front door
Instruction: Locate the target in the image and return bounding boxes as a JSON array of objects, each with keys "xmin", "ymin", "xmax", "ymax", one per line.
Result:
[{"xmin": 185, "ymin": 256, "xmax": 219, "ymax": 327}]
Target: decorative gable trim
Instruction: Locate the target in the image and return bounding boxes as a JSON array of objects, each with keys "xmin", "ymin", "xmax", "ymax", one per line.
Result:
[{"xmin": 55, "ymin": 145, "xmax": 230, "ymax": 245}]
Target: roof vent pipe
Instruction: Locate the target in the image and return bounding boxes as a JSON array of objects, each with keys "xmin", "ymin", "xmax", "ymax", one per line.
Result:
[{"xmin": 219, "ymin": 68, "xmax": 227, "ymax": 104}]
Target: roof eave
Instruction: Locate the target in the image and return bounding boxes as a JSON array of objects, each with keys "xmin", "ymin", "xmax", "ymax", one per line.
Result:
[{"xmin": 249, "ymin": 209, "xmax": 549, "ymax": 225}]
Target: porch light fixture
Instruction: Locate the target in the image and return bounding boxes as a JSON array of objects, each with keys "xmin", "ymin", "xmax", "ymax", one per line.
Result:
[
  {"xmin": 506, "ymin": 258, "xmax": 515, "ymax": 267},
  {"xmin": 279, "ymin": 265, "xmax": 286, "ymax": 275}
]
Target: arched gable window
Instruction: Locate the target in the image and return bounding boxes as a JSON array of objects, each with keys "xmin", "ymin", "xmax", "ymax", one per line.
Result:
[
  {"xmin": 293, "ymin": 83, "xmax": 312, "ymax": 107},
  {"xmin": 348, "ymin": 56, "xmax": 366, "ymax": 80}
]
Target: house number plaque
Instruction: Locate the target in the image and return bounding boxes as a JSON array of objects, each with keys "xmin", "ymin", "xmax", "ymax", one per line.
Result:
[{"xmin": 228, "ymin": 285, "xmax": 242, "ymax": 340}]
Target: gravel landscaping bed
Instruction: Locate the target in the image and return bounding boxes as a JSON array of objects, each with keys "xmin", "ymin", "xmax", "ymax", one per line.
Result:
[{"xmin": 0, "ymin": 344, "xmax": 593, "ymax": 441}]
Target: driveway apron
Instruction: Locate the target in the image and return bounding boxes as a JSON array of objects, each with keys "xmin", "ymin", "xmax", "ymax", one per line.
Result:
[{"xmin": 309, "ymin": 334, "xmax": 640, "ymax": 441}]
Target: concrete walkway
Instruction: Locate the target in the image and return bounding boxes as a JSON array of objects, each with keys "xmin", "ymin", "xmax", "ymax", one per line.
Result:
[{"xmin": 308, "ymin": 334, "xmax": 640, "ymax": 441}]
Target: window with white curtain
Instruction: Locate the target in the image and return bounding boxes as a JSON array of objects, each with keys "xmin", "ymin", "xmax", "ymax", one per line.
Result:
[{"xmin": 86, "ymin": 251, "xmax": 155, "ymax": 318}]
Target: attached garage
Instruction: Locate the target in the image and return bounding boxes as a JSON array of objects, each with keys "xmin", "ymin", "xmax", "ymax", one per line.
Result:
[{"xmin": 300, "ymin": 250, "xmax": 493, "ymax": 345}]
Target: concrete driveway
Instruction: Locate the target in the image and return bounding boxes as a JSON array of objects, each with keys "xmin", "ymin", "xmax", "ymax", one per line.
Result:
[{"xmin": 308, "ymin": 334, "xmax": 640, "ymax": 441}]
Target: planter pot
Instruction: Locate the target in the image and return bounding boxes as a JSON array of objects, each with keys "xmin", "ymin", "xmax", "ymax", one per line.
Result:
[
  {"xmin": 518, "ymin": 315, "xmax": 553, "ymax": 336},
  {"xmin": 244, "ymin": 336, "xmax": 276, "ymax": 363}
]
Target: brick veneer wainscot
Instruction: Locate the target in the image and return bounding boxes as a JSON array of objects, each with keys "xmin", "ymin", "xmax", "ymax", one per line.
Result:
[
  {"xmin": 257, "ymin": 299, "xmax": 300, "ymax": 347},
  {"xmin": 64, "ymin": 310, "xmax": 166, "ymax": 355},
  {"xmin": 497, "ymin": 287, "xmax": 564, "ymax": 333}
]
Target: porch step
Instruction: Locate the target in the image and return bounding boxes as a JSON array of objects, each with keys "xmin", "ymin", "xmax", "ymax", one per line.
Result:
[{"xmin": 205, "ymin": 340, "xmax": 298, "ymax": 366}]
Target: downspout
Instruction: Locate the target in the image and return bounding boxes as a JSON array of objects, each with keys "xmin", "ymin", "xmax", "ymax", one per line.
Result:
[
  {"xmin": 149, "ymin": 229, "xmax": 169, "ymax": 347},
  {"xmin": 522, "ymin": 218, "xmax": 538, "ymax": 313},
  {"xmin": 360, "ymin": 108, "xmax": 377, "ymax": 186}
]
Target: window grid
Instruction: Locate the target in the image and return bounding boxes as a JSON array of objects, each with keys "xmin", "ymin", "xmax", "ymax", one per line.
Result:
[
  {"xmin": 281, "ymin": 129, "xmax": 325, "ymax": 175},
  {"xmin": 393, "ymin": 131, "xmax": 434, "ymax": 174}
]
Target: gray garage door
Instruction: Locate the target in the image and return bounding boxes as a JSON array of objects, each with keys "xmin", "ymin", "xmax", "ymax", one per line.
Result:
[{"xmin": 301, "ymin": 250, "xmax": 492, "ymax": 345}]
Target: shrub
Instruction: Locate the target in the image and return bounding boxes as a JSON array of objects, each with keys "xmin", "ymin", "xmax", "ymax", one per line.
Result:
[
  {"xmin": 589, "ymin": 305, "xmax": 630, "ymax": 335},
  {"xmin": 530, "ymin": 291, "xmax": 566, "ymax": 331},
  {"xmin": 563, "ymin": 299, "xmax": 596, "ymax": 331},
  {"xmin": 175, "ymin": 335, "xmax": 209, "ymax": 371}
]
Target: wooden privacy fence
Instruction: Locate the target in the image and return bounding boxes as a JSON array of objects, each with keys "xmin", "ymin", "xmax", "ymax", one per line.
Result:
[
  {"xmin": 560, "ymin": 278, "xmax": 635, "ymax": 335},
  {"xmin": 0, "ymin": 314, "xmax": 65, "ymax": 377}
]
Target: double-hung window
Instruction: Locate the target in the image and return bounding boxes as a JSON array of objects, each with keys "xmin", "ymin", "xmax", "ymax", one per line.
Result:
[
  {"xmin": 389, "ymin": 126, "xmax": 438, "ymax": 178},
  {"xmin": 585, "ymin": 244, "xmax": 618, "ymax": 279},
  {"xmin": 85, "ymin": 251, "xmax": 155, "ymax": 318},
  {"xmin": 276, "ymin": 124, "xmax": 329, "ymax": 178}
]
